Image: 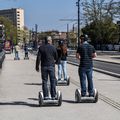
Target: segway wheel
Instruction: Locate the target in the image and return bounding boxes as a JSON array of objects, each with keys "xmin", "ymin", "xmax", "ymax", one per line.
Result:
[
  {"xmin": 75, "ymin": 89, "xmax": 81, "ymax": 103},
  {"xmin": 57, "ymin": 91, "xmax": 62, "ymax": 106},
  {"xmin": 67, "ymin": 77, "xmax": 70, "ymax": 85},
  {"xmin": 38, "ymin": 91, "xmax": 43, "ymax": 106},
  {"xmin": 93, "ymin": 89, "xmax": 98, "ymax": 103}
]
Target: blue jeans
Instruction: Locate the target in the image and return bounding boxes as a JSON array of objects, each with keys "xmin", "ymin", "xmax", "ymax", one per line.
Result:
[
  {"xmin": 78, "ymin": 67, "xmax": 94, "ymax": 96},
  {"xmin": 15, "ymin": 51, "xmax": 19, "ymax": 59},
  {"xmin": 58, "ymin": 60, "xmax": 67, "ymax": 80},
  {"xmin": 41, "ymin": 66, "xmax": 56, "ymax": 98}
]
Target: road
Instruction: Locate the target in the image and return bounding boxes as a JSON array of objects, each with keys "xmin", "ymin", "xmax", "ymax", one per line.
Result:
[
  {"xmin": 67, "ymin": 56, "xmax": 120, "ymax": 75},
  {"xmin": 0, "ymin": 52, "xmax": 120, "ymax": 120}
]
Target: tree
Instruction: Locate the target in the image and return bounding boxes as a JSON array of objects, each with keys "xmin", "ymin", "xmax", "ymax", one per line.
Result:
[
  {"xmin": 81, "ymin": 0, "xmax": 120, "ymax": 46},
  {"xmin": 0, "ymin": 16, "xmax": 17, "ymax": 44}
]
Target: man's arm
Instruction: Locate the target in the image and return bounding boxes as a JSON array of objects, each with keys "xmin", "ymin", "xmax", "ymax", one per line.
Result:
[
  {"xmin": 54, "ymin": 48, "xmax": 58, "ymax": 63},
  {"xmin": 92, "ymin": 46, "xmax": 97, "ymax": 58},
  {"xmin": 76, "ymin": 47, "xmax": 81, "ymax": 60},
  {"xmin": 35, "ymin": 48, "xmax": 41, "ymax": 72},
  {"xmin": 76, "ymin": 53, "xmax": 80, "ymax": 60},
  {"xmin": 92, "ymin": 52, "xmax": 97, "ymax": 58}
]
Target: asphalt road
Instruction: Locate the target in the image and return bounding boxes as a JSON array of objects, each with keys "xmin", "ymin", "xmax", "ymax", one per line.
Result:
[
  {"xmin": 94, "ymin": 60, "xmax": 120, "ymax": 74},
  {"xmin": 67, "ymin": 56, "xmax": 120, "ymax": 75}
]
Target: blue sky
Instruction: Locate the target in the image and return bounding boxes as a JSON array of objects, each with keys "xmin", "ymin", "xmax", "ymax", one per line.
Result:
[
  {"xmin": 0, "ymin": 0, "xmax": 77, "ymax": 32},
  {"xmin": 0, "ymin": 0, "xmax": 119, "ymax": 32}
]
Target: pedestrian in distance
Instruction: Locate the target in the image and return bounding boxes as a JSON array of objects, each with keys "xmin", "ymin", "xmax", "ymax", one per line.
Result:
[
  {"xmin": 36, "ymin": 36, "xmax": 58, "ymax": 100},
  {"xmin": 14, "ymin": 44, "xmax": 20, "ymax": 60},
  {"xmin": 76, "ymin": 34, "xmax": 97, "ymax": 97},
  {"xmin": 56, "ymin": 40, "xmax": 68, "ymax": 81},
  {"xmin": 24, "ymin": 43, "xmax": 29, "ymax": 58}
]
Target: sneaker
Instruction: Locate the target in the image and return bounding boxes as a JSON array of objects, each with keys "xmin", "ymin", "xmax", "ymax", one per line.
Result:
[
  {"xmin": 64, "ymin": 79, "xmax": 67, "ymax": 81},
  {"xmin": 44, "ymin": 97, "xmax": 50, "ymax": 100},
  {"xmin": 89, "ymin": 93, "xmax": 94, "ymax": 97},
  {"xmin": 58, "ymin": 79, "xmax": 61, "ymax": 81},
  {"xmin": 81, "ymin": 93, "xmax": 86, "ymax": 97},
  {"xmin": 52, "ymin": 97, "xmax": 56, "ymax": 100}
]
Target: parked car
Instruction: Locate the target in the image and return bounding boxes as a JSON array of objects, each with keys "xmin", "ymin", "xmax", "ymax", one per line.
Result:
[{"xmin": 4, "ymin": 41, "xmax": 11, "ymax": 54}]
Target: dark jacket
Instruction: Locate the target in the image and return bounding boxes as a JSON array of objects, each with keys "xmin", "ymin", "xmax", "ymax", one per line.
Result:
[
  {"xmin": 36, "ymin": 43, "xmax": 58, "ymax": 69},
  {"xmin": 56, "ymin": 46, "xmax": 67, "ymax": 64},
  {"xmin": 76, "ymin": 42, "xmax": 95, "ymax": 68}
]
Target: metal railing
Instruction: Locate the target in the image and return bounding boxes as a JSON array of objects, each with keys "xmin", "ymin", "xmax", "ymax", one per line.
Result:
[{"xmin": 0, "ymin": 50, "xmax": 5, "ymax": 68}]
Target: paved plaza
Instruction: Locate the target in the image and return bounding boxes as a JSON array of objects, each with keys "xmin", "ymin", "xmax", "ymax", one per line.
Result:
[{"xmin": 0, "ymin": 51, "xmax": 120, "ymax": 120}]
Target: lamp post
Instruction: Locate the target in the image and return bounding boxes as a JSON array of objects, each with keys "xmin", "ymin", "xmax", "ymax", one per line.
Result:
[{"xmin": 76, "ymin": 0, "xmax": 80, "ymax": 47}]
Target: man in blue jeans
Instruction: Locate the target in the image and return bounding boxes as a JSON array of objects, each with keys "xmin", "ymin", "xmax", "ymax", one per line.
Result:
[
  {"xmin": 76, "ymin": 35, "xmax": 97, "ymax": 97},
  {"xmin": 36, "ymin": 36, "xmax": 58, "ymax": 100}
]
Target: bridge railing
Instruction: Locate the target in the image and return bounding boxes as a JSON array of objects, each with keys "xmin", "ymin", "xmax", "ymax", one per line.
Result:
[{"xmin": 0, "ymin": 50, "xmax": 5, "ymax": 68}]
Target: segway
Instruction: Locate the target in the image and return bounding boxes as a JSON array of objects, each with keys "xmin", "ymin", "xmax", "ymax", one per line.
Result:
[
  {"xmin": 14, "ymin": 56, "xmax": 20, "ymax": 60},
  {"xmin": 56, "ymin": 76, "xmax": 70, "ymax": 86},
  {"xmin": 24, "ymin": 53, "xmax": 29, "ymax": 60},
  {"xmin": 38, "ymin": 91, "xmax": 62, "ymax": 106},
  {"xmin": 75, "ymin": 88, "xmax": 98, "ymax": 103}
]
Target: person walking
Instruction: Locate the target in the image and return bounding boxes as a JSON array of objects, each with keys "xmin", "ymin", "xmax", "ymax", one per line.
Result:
[
  {"xmin": 36, "ymin": 36, "xmax": 58, "ymax": 100},
  {"xmin": 56, "ymin": 40, "xmax": 68, "ymax": 81},
  {"xmin": 24, "ymin": 43, "xmax": 28, "ymax": 58},
  {"xmin": 14, "ymin": 44, "xmax": 20, "ymax": 60},
  {"xmin": 76, "ymin": 35, "xmax": 97, "ymax": 97}
]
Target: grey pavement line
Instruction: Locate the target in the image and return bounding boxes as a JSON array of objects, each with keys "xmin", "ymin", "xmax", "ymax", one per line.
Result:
[
  {"xmin": 67, "ymin": 61, "xmax": 120, "ymax": 78},
  {"xmin": 99, "ymin": 94, "xmax": 120, "ymax": 111}
]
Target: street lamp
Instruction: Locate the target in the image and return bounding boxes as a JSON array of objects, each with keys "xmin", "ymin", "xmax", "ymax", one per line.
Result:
[{"xmin": 76, "ymin": 0, "xmax": 80, "ymax": 47}]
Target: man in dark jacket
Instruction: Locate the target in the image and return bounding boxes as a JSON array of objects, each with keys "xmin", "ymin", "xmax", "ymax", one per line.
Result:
[
  {"xmin": 76, "ymin": 35, "xmax": 97, "ymax": 97},
  {"xmin": 36, "ymin": 36, "xmax": 58, "ymax": 100}
]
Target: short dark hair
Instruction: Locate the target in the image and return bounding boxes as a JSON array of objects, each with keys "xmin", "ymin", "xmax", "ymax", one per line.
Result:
[
  {"xmin": 80, "ymin": 34, "xmax": 88, "ymax": 41},
  {"xmin": 58, "ymin": 40, "xmax": 64, "ymax": 46}
]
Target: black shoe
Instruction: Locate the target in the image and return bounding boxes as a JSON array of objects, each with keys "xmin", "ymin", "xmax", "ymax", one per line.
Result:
[
  {"xmin": 64, "ymin": 79, "xmax": 67, "ymax": 81},
  {"xmin": 89, "ymin": 94, "xmax": 94, "ymax": 97},
  {"xmin": 81, "ymin": 94, "xmax": 86, "ymax": 97},
  {"xmin": 52, "ymin": 97, "xmax": 56, "ymax": 100}
]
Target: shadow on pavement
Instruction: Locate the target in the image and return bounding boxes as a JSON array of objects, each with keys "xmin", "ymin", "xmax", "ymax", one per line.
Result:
[
  {"xmin": 0, "ymin": 101, "xmax": 39, "ymax": 107},
  {"xmin": 24, "ymin": 83, "xmax": 42, "ymax": 86},
  {"xmin": 62, "ymin": 99, "xmax": 76, "ymax": 104}
]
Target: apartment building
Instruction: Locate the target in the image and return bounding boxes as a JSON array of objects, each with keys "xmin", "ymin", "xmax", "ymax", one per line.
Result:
[{"xmin": 0, "ymin": 8, "xmax": 24, "ymax": 42}]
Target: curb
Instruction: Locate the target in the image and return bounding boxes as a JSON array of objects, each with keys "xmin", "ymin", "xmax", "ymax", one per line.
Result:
[
  {"xmin": 67, "ymin": 61, "xmax": 120, "ymax": 79},
  {"xmin": 94, "ymin": 59, "xmax": 120, "ymax": 65}
]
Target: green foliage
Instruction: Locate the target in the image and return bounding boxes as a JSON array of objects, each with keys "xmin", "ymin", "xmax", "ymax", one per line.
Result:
[
  {"xmin": 81, "ymin": 0, "xmax": 120, "ymax": 45},
  {"xmin": 82, "ymin": 19, "xmax": 119, "ymax": 44},
  {"xmin": 0, "ymin": 16, "xmax": 17, "ymax": 44}
]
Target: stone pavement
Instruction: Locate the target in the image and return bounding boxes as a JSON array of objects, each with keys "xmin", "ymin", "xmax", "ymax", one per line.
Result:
[{"xmin": 0, "ymin": 51, "xmax": 120, "ymax": 120}]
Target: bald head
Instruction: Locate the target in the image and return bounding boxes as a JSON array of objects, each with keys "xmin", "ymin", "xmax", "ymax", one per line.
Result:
[{"xmin": 47, "ymin": 36, "xmax": 52, "ymax": 44}]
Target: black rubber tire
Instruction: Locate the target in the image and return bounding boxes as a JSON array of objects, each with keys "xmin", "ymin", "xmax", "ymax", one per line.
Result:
[
  {"xmin": 94, "ymin": 89, "xmax": 98, "ymax": 103},
  {"xmin": 75, "ymin": 89, "xmax": 81, "ymax": 103},
  {"xmin": 38, "ymin": 92, "xmax": 43, "ymax": 106},
  {"xmin": 57, "ymin": 91, "xmax": 62, "ymax": 106}
]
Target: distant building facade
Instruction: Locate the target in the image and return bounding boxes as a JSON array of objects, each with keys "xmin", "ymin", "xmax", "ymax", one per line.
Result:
[{"xmin": 0, "ymin": 8, "xmax": 24, "ymax": 42}]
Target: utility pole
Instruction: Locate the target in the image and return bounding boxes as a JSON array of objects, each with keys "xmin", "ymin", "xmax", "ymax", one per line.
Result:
[
  {"xmin": 76, "ymin": 0, "xmax": 80, "ymax": 47},
  {"xmin": 59, "ymin": 19, "xmax": 77, "ymax": 47},
  {"xmin": 35, "ymin": 24, "xmax": 38, "ymax": 50},
  {"xmin": 67, "ymin": 24, "xmax": 69, "ymax": 47}
]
